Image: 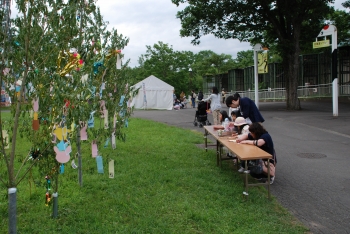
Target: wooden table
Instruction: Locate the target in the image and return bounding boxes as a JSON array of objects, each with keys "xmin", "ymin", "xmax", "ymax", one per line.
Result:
[{"xmin": 203, "ymin": 125, "xmax": 273, "ymax": 198}]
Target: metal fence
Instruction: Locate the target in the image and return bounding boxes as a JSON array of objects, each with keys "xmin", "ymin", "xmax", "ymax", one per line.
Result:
[{"xmin": 205, "ymin": 83, "xmax": 350, "ymax": 101}]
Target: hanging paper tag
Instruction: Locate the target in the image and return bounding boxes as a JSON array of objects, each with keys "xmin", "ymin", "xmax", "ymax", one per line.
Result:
[
  {"xmin": 32, "ymin": 119, "xmax": 40, "ymax": 131},
  {"xmin": 80, "ymin": 122, "xmax": 88, "ymax": 140},
  {"xmin": 109, "ymin": 160, "xmax": 114, "ymax": 178},
  {"xmin": 81, "ymin": 74, "xmax": 88, "ymax": 84},
  {"xmin": 51, "ymin": 134, "xmax": 57, "ymax": 143},
  {"xmin": 60, "ymin": 164, "xmax": 65, "ymax": 174},
  {"xmin": 116, "ymin": 53, "xmax": 121, "ymax": 69},
  {"xmin": 88, "ymin": 111, "xmax": 95, "ymax": 128},
  {"xmin": 96, "ymin": 156, "xmax": 104, "ymax": 173},
  {"xmin": 104, "ymin": 138, "xmax": 110, "ymax": 148},
  {"xmin": 104, "ymin": 110, "xmax": 109, "ymax": 129},
  {"xmin": 99, "ymin": 86, "xmax": 103, "ymax": 98},
  {"xmin": 119, "ymin": 95, "xmax": 125, "ymax": 106},
  {"xmin": 2, "ymin": 130, "xmax": 9, "ymax": 149},
  {"xmin": 32, "ymin": 98, "xmax": 39, "ymax": 112},
  {"xmin": 91, "ymin": 141, "xmax": 98, "ymax": 158},
  {"xmin": 111, "ymin": 132, "xmax": 116, "ymax": 149},
  {"xmin": 71, "ymin": 159, "xmax": 78, "ymax": 169},
  {"xmin": 113, "ymin": 112, "xmax": 117, "ymax": 129}
]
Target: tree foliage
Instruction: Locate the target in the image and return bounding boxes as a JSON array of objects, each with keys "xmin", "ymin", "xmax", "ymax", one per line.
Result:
[
  {"xmin": 1, "ymin": 0, "xmax": 135, "ymax": 200},
  {"xmin": 172, "ymin": 0, "xmax": 334, "ymax": 110}
]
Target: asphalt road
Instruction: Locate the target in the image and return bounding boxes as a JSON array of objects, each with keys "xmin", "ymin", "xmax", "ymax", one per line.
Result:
[{"xmin": 132, "ymin": 100, "xmax": 350, "ymax": 234}]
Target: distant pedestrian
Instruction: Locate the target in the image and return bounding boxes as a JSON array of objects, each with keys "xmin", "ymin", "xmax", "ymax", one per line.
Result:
[
  {"xmin": 225, "ymin": 92, "xmax": 264, "ymax": 123},
  {"xmin": 180, "ymin": 91, "xmax": 185, "ymax": 101},
  {"xmin": 221, "ymin": 88, "xmax": 226, "ymax": 103},
  {"xmin": 202, "ymin": 87, "xmax": 221, "ymax": 125},
  {"xmin": 191, "ymin": 90, "xmax": 197, "ymax": 108}
]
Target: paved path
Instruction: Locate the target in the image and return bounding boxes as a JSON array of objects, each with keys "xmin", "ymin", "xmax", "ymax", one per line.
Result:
[{"xmin": 133, "ymin": 100, "xmax": 350, "ymax": 234}]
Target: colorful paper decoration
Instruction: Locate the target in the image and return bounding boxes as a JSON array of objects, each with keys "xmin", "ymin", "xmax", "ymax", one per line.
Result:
[
  {"xmin": 87, "ymin": 111, "xmax": 95, "ymax": 128},
  {"xmin": 96, "ymin": 156, "xmax": 104, "ymax": 173},
  {"xmin": 109, "ymin": 160, "xmax": 114, "ymax": 178},
  {"xmin": 2, "ymin": 130, "xmax": 9, "ymax": 149},
  {"xmin": 60, "ymin": 164, "xmax": 65, "ymax": 174},
  {"xmin": 104, "ymin": 110, "xmax": 108, "ymax": 129},
  {"xmin": 53, "ymin": 126, "xmax": 71, "ymax": 141},
  {"xmin": 91, "ymin": 141, "xmax": 98, "ymax": 158},
  {"xmin": 119, "ymin": 95, "xmax": 125, "ymax": 106},
  {"xmin": 45, "ymin": 192, "xmax": 51, "ymax": 206},
  {"xmin": 104, "ymin": 138, "xmax": 110, "ymax": 148},
  {"xmin": 80, "ymin": 122, "xmax": 88, "ymax": 140},
  {"xmin": 54, "ymin": 145, "xmax": 71, "ymax": 163},
  {"xmin": 111, "ymin": 132, "xmax": 116, "ymax": 150}
]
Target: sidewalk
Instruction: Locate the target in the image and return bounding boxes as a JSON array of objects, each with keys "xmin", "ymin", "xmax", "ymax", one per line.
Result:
[{"xmin": 133, "ymin": 100, "xmax": 350, "ymax": 233}]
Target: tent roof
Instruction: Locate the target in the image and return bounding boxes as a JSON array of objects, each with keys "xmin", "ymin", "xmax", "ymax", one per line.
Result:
[{"xmin": 133, "ymin": 75, "xmax": 174, "ymax": 91}]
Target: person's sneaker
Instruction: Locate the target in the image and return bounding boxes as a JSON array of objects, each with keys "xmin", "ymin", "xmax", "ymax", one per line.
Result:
[
  {"xmin": 270, "ymin": 176, "xmax": 275, "ymax": 185},
  {"xmin": 238, "ymin": 167, "xmax": 245, "ymax": 173}
]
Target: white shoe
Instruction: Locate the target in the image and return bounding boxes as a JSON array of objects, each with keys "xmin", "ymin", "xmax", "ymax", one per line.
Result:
[
  {"xmin": 270, "ymin": 176, "xmax": 275, "ymax": 185},
  {"xmin": 238, "ymin": 167, "xmax": 245, "ymax": 173}
]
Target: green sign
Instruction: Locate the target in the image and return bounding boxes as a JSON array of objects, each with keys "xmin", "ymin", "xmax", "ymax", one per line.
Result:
[{"xmin": 313, "ymin": 40, "xmax": 330, "ymax": 48}]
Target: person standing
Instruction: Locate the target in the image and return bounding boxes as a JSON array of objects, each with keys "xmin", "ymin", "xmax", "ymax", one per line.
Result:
[
  {"xmin": 225, "ymin": 92, "xmax": 264, "ymax": 123},
  {"xmin": 190, "ymin": 90, "xmax": 196, "ymax": 108},
  {"xmin": 180, "ymin": 91, "xmax": 185, "ymax": 101},
  {"xmin": 221, "ymin": 88, "xmax": 226, "ymax": 103},
  {"xmin": 202, "ymin": 87, "xmax": 221, "ymax": 125}
]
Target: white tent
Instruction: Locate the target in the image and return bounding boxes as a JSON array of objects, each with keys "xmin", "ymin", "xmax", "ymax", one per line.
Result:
[{"xmin": 130, "ymin": 75, "xmax": 174, "ymax": 110}]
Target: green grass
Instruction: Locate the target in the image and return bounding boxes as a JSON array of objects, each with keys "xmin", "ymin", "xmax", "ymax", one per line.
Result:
[{"xmin": 0, "ymin": 117, "xmax": 308, "ymax": 233}]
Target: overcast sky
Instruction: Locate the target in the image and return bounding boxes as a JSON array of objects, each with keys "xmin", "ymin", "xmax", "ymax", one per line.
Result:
[{"xmin": 96, "ymin": 0, "xmax": 347, "ymax": 68}]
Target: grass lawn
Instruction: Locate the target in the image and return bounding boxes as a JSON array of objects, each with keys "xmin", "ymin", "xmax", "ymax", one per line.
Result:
[{"xmin": 0, "ymin": 117, "xmax": 308, "ymax": 233}]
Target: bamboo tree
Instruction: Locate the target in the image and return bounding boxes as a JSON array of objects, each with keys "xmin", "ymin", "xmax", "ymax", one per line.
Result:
[{"xmin": 1, "ymin": 0, "xmax": 136, "ymax": 232}]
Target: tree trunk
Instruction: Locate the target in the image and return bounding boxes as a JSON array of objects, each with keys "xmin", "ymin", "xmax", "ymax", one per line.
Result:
[{"xmin": 282, "ymin": 37, "xmax": 302, "ymax": 110}]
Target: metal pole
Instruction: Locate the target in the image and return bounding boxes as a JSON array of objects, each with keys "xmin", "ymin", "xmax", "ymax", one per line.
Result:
[
  {"xmin": 316, "ymin": 25, "xmax": 338, "ymax": 116},
  {"xmin": 331, "ymin": 29, "xmax": 338, "ymax": 117},
  {"xmin": 52, "ymin": 192, "xmax": 58, "ymax": 218},
  {"xmin": 8, "ymin": 188, "xmax": 16, "ymax": 234},
  {"xmin": 253, "ymin": 44, "xmax": 262, "ymax": 108},
  {"xmin": 77, "ymin": 126, "xmax": 82, "ymax": 186}
]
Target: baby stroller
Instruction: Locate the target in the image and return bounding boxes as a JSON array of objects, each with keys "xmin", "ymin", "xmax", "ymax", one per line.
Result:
[{"xmin": 193, "ymin": 101, "xmax": 211, "ymax": 127}]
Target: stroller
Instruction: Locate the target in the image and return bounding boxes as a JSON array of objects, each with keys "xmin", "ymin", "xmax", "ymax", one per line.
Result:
[{"xmin": 193, "ymin": 101, "xmax": 211, "ymax": 127}]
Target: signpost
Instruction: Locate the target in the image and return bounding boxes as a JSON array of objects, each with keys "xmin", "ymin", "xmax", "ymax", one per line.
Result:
[
  {"xmin": 314, "ymin": 25, "xmax": 338, "ymax": 116},
  {"xmin": 253, "ymin": 44, "xmax": 269, "ymax": 109}
]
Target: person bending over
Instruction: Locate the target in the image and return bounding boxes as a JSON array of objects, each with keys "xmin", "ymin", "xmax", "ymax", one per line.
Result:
[
  {"xmin": 236, "ymin": 123, "xmax": 276, "ymax": 184},
  {"xmin": 225, "ymin": 92, "xmax": 264, "ymax": 124}
]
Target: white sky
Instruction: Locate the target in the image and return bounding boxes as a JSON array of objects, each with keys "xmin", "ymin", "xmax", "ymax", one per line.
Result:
[
  {"xmin": 10, "ymin": 1, "xmax": 347, "ymax": 68},
  {"xmin": 97, "ymin": 0, "xmax": 347, "ymax": 67}
]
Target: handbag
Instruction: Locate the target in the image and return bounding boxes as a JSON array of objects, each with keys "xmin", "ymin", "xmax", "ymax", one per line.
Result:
[{"xmin": 206, "ymin": 102, "xmax": 211, "ymax": 114}]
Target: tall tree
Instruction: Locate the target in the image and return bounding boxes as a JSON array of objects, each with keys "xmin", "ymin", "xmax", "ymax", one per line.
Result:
[
  {"xmin": 139, "ymin": 41, "xmax": 195, "ymax": 95},
  {"xmin": 172, "ymin": 0, "xmax": 333, "ymax": 110}
]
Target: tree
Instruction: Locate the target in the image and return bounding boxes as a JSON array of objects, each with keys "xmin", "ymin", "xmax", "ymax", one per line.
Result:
[
  {"xmin": 138, "ymin": 41, "xmax": 195, "ymax": 95},
  {"xmin": 172, "ymin": 0, "xmax": 333, "ymax": 110},
  {"xmin": 234, "ymin": 50, "xmax": 254, "ymax": 69},
  {"xmin": 1, "ymin": 0, "xmax": 134, "ymax": 232}
]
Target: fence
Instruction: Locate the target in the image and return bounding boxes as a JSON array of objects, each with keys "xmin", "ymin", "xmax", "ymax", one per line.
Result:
[{"xmin": 205, "ymin": 83, "xmax": 350, "ymax": 102}]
